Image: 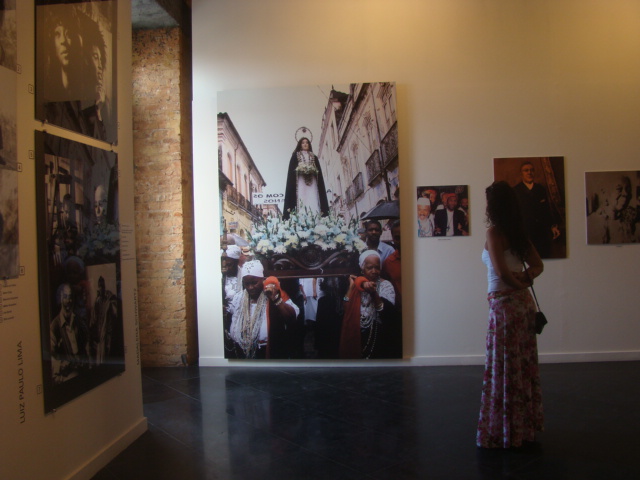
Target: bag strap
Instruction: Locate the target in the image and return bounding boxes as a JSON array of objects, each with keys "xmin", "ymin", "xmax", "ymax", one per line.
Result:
[{"xmin": 523, "ymin": 261, "xmax": 541, "ymax": 312}]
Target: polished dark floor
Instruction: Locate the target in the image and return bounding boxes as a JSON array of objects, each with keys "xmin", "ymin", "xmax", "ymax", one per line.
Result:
[{"xmin": 94, "ymin": 361, "xmax": 640, "ymax": 480}]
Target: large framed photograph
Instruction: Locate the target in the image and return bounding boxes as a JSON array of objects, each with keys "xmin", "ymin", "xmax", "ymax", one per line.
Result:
[
  {"xmin": 0, "ymin": 66, "xmax": 18, "ymax": 278},
  {"xmin": 417, "ymin": 185, "xmax": 469, "ymax": 237},
  {"xmin": 0, "ymin": 0, "xmax": 17, "ymax": 72},
  {"xmin": 35, "ymin": 0, "xmax": 117, "ymax": 144},
  {"xmin": 585, "ymin": 170, "xmax": 640, "ymax": 245},
  {"xmin": 35, "ymin": 131, "xmax": 123, "ymax": 413},
  {"xmin": 494, "ymin": 157, "xmax": 567, "ymax": 259},
  {"xmin": 0, "ymin": 168, "xmax": 18, "ymax": 278},
  {"xmin": 218, "ymin": 82, "xmax": 402, "ymax": 360}
]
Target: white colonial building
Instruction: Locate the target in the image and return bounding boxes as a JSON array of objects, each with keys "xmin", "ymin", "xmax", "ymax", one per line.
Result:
[
  {"xmin": 317, "ymin": 83, "xmax": 399, "ymax": 225},
  {"xmin": 218, "ymin": 112, "xmax": 266, "ymax": 241}
]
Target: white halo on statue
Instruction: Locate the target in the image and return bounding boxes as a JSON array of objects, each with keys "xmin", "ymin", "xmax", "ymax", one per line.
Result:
[{"xmin": 295, "ymin": 127, "xmax": 314, "ymax": 144}]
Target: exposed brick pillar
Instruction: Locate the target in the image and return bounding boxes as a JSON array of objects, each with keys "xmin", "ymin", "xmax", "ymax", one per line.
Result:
[{"xmin": 132, "ymin": 27, "xmax": 197, "ymax": 366}]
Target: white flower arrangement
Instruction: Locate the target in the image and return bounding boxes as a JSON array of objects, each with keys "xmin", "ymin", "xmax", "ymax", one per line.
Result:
[
  {"xmin": 295, "ymin": 162, "xmax": 319, "ymax": 176},
  {"xmin": 249, "ymin": 207, "xmax": 365, "ymax": 257}
]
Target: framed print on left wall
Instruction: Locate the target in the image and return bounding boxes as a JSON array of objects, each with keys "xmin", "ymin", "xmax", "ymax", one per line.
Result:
[
  {"xmin": 0, "ymin": 65, "xmax": 18, "ymax": 279},
  {"xmin": 35, "ymin": 0, "xmax": 118, "ymax": 144},
  {"xmin": 35, "ymin": 131, "xmax": 123, "ymax": 413}
]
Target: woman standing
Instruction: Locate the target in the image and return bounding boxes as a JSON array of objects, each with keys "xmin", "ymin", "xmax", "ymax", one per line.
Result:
[
  {"xmin": 283, "ymin": 133, "xmax": 329, "ymax": 219},
  {"xmin": 477, "ymin": 181, "xmax": 544, "ymax": 448}
]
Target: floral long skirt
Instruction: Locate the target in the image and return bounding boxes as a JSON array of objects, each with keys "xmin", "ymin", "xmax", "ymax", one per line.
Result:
[{"xmin": 476, "ymin": 289, "xmax": 544, "ymax": 448}]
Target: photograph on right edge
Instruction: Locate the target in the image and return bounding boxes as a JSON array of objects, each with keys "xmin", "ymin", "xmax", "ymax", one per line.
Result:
[
  {"xmin": 585, "ymin": 170, "xmax": 640, "ymax": 245},
  {"xmin": 494, "ymin": 157, "xmax": 567, "ymax": 259}
]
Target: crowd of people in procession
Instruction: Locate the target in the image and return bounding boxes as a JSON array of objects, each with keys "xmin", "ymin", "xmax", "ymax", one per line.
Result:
[{"xmin": 220, "ymin": 218, "xmax": 402, "ymax": 360}]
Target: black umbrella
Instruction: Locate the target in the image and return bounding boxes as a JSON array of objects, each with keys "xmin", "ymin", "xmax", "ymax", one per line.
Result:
[{"xmin": 361, "ymin": 200, "xmax": 400, "ymax": 220}]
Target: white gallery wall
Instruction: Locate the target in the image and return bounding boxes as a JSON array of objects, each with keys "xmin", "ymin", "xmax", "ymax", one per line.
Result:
[
  {"xmin": 193, "ymin": 0, "xmax": 640, "ymax": 365},
  {"xmin": 1, "ymin": 2, "xmax": 145, "ymax": 479}
]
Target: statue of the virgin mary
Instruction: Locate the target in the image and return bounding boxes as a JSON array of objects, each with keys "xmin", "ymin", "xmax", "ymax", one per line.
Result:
[{"xmin": 282, "ymin": 127, "xmax": 330, "ymax": 220}]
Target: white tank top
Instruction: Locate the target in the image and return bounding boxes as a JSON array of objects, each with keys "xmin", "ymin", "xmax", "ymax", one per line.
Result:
[{"xmin": 482, "ymin": 248, "xmax": 522, "ymax": 293}]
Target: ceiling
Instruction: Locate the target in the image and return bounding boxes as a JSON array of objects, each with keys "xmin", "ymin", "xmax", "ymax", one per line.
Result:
[{"xmin": 131, "ymin": 0, "xmax": 191, "ymax": 30}]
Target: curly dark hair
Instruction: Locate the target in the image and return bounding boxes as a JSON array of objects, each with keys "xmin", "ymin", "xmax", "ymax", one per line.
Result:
[{"xmin": 485, "ymin": 181, "xmax": 530, "ymax": 259}]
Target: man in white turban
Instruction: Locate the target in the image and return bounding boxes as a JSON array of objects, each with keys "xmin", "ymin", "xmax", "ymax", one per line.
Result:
[{"xmin": 417, "ymin": 197, "xmax": 434, "ymax": 237}]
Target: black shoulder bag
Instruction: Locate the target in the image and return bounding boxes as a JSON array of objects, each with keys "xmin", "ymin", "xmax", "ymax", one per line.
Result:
[{"xmin": 530, "ymin": 283, "xmax": 548, "ymax": 334}]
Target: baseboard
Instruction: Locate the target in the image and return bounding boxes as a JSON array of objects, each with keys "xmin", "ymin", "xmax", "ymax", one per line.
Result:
[
  {"xmin": 67, "ymin": 416, "xmax": 148, "ymax": 480},
  {"xmin": 538, "ymin": 350, "xmax": 640, "ymax": 363},
  {"xmin": 199, "ymin": 351, "xmax": 640, "ymax": 367},
  {"xmin": 405, "ymin": 351, "xmax": 640, "ymax": 366}
]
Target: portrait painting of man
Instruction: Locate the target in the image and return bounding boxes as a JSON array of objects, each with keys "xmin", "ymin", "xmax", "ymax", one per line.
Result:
[{"xmin": 494, "ymin": 157, "xmax": 567, "ymax": 259}]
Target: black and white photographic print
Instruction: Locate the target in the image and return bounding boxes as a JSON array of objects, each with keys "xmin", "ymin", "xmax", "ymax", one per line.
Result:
[
  {"xmin": 35, "ymin": 0, "xmax": 117, "ymax": 144},
  {"xmin": 35, "ymin": 131, "xmax": 123, "ymax": 413},
  {"xmin": 586, "ymin": 170, "xmax": 640, "ymax": 245},
  {"xmin": 0, "ymin": 168, "xmax": 18, "ymax": 279},
  {"xmin": 417, "ymin": 185, "xmax": 470, "ymax": 237},
  {"xmin": 0, "ymin": 0, "xmax": 17, "ymax": 72},
  {"xmin": 494, "ymin": 157, "xmax": 567, "ymax": 259},
  {"xmin": 218, "ymin": 82, "xmax": 402, "ymax": 360},
  {"xmin": 0, "ymin": 66, "xmax": 18, "ymax": 279}
]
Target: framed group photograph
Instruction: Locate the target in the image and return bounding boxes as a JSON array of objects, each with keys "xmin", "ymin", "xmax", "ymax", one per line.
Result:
[
  {"xmin": 494, "ymin": 157, "xmax": 567, "ymax": 259},
  {"xmin": 585, "ymin": 170, "xmax": 640, "ymax": 245},
  {"xmin": 35, "ymin": 131, "xmax": 123, "ymax": 413},
  {"xmin": 416, "ymin": 185, "xmax": 470, "ymax": 237},
  {"xmin": 35, "ymin": 0, "xmax": 117, "ymax": 144}
]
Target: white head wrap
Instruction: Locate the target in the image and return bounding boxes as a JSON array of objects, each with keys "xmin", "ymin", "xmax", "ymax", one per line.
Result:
[
  {"xmin": 359, "ymin": 249, "xmax": 381, "ymax": 269},
  {"xmin": 226, "ymin": 245, "xmax": 241, "ymax": 259},
  {"xmin": 417, "ymin": 197, "xmax": 431, "ymax": 206},
  {"xmin": 241, "ymin": 260, "xmax": 264, "ymax": 279}
]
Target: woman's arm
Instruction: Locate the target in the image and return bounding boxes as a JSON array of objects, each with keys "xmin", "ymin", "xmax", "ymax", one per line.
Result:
[
  {"xmin": 523, "ymin": 240, "xmax": 544, "ymax": 283},
  {"xmin": 343, "ymin": 275, "xmax": 357, "ymax": 302},
  {"xmin": 486, "ymin": 227, "xmax": 529, "ymax": 290},
  {"xmin": 362, "ymin": 281, "xmax": 385, "ymax": 309}
]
